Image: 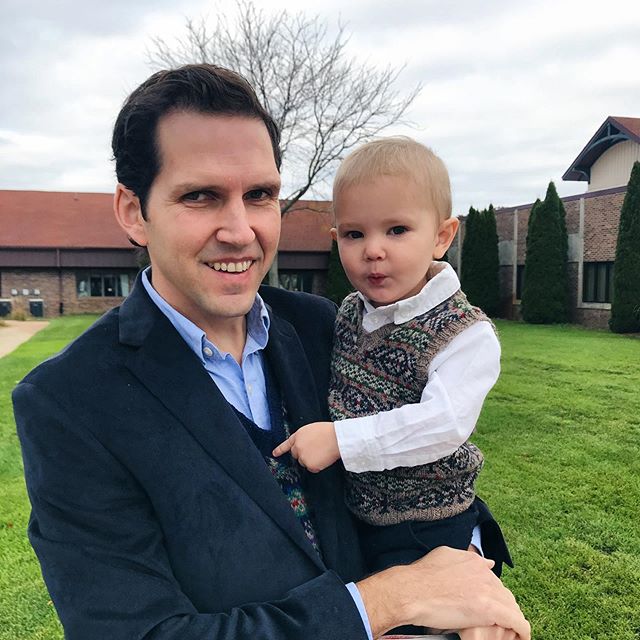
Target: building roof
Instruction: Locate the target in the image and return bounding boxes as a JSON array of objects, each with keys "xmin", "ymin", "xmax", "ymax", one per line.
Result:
[
  {"xmin": 0, "ymin": 190, "xmax": 128, "ymax": 249},
  {"xmin": 0, "ymin": 190, "xmax": 332, "ymax": 252},
  {"xmin": 562, "ymin": 116, "xmax": 640, "ymax": 182},
  {"xmin": 280, "ymin": 202, "xmax": 333, "ymax": 252}
]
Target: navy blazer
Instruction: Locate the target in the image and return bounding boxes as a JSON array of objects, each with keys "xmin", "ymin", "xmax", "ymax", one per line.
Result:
[{"xmin": 14, "ymin": 278, "xmax": 367, "ymax": 640}]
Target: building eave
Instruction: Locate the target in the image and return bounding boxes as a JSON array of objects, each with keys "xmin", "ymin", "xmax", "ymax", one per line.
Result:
[{"xmin": 562, "ymin": 116, "xmax": 640, "ymax": 182}]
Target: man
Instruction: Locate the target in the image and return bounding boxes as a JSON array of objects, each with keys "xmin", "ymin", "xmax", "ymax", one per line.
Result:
[{"xmin": 14, "ymin": 64, "xmax": 529, "ymax": 639}]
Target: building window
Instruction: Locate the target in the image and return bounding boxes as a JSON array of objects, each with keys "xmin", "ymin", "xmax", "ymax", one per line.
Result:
[
  {"xmin": 583, "ymin": 262, "xmax": 614, "ymax": 303},
  {"xmin": 516, "ymin": 265, "xmax": 525, "ymax": 300},
  {"xmin": 76, "ymin": 272, "xmax": 131, "ymax": 298},
  {"xmin": 279, "ymin": 271, "xmax": 313, "ymax": 293}
]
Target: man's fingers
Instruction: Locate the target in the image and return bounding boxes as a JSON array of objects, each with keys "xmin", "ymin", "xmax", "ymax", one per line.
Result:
[
  {"xmin": 272, "ymin": 436, "xmax": 294, "ymax": 457},
  {"xmin": 459, "ymin": 626, "xmax": 519, "ymax": 640},
  {"xmin": 481, "ymin": 595, "xmax": 530, "ymax": 640}
]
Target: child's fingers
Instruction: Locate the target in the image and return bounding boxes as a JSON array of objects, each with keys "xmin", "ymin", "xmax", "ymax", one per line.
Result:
[{"xmin": 272, "ymin": 436, "xmax": 295, "ymax": 457}]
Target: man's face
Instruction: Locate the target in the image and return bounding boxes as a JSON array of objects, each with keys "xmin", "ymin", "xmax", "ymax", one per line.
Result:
[{"xmin": 129, "ymin": 111, "xmax": 281, "ymax": 336}]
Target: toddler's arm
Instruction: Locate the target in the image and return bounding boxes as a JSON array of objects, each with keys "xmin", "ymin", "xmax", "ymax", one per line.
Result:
[
  {"xmin": 336, "ymin": 321, "xmax": 499, "ymax": 472},
  {"xmin": 274, "ymin": 321, "xmax": 499, "ymax": 474}
]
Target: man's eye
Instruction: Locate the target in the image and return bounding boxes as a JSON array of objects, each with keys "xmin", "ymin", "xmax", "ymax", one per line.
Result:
[
  {"xmin": 246, "ymin": 189, "xmax": 271, "ymax": 201},
  {"xmin": 183, "ymin": 191, "xmax": 211, "ymax": 202},
  {"xmin": 389, "ymin": 226, "xmax": 408, "ymax": 235}
]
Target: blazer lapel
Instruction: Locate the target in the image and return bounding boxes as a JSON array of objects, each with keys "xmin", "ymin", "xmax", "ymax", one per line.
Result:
[
  {"xmin": 265, "ymin": 310, "xmax": 349, "ymax": 571},
  {"xmin": 264, "ymin": 312, "xmax": 323, "ymax": 428},
  {"xmin": 119, "ymin": 282, "xmax": 324, "ymax": 570}
]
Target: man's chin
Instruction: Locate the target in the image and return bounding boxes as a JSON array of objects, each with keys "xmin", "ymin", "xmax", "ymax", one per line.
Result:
[{"xmin": 209, "ymin": 291, "xmax": 258, "ymax": 317}]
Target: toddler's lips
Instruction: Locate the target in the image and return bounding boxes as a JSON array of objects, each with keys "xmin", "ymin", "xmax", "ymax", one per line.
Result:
[{"xmin": 367, "ymin": 274, "xmax": 387, "ymax": 285}]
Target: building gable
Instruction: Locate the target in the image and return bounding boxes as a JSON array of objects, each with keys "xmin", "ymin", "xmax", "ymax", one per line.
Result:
[{"xmin": 562, "ymin": 116, "xmax": 640, "ymax": 188}]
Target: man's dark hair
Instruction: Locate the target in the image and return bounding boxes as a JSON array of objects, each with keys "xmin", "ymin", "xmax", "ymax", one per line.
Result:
[{"xmin": 112, "ymin": 64, "xmax": 282, "ymax": 218}]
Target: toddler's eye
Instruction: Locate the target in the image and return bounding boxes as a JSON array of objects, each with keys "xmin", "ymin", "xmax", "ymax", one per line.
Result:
[
  {"xmin": 390, "ymin": 226, "xmax": 407, "ymax": 235},
  {"xmin": 345, "ymin": 230, "xmax": 364, "ymax": 239}
]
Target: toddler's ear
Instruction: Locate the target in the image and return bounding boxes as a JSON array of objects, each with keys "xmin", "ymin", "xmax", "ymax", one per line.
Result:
[
  {"xmin": 433, "ymin": 217, "xmax": 459, "ymax": 259},
  {"xmin": 330, "ymin": 227, "xmax": 338, "ymax": 241}
]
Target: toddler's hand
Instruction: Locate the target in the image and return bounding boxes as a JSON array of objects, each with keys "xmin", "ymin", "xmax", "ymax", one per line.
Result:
[{"xmin": 272, "ymin": 421, "xmax": 340, "ymax": 473}]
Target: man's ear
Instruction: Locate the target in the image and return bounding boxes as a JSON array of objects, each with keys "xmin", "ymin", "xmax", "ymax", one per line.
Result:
[
  {"xmin": 330, "ymin": 227, "xmax": 337, "ymax": 241},
  {"xmin": 433, "ymin": 217, "xmax": 459, "ymax": 259},
  {"xmin": 113, "ymin": 184, "xmax": 148, "ymax": 247}
]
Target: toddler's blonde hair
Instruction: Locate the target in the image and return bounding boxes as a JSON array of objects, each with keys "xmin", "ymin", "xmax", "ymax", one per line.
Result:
[{"xmin": 333, "ymin": 136, "xmax": 452, "ymax": 219}]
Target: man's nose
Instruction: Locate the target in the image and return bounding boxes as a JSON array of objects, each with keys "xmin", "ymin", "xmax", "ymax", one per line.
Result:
[{"xmin": 215, "ymin": 199, "xmax": 256, "ymax": 246}]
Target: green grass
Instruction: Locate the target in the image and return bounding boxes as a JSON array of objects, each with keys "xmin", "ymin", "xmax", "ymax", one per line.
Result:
[
  {"xmin": 475, "ymin": 321, "xmax": 640, "ymax": 639},
  {"xmin": 1, "ymin": 318, "xmax": 639, "ymax": 639}
]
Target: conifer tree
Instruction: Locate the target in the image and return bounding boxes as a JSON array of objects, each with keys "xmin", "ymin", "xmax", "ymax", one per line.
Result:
[
  {"xmin": 460, "ymin": 206, "xmax": 500, "ymax": 315},
  {"xmin": 550, "ymin": 182, "xmax": 570, "ymax": 318},
  {"xmin": 325, "ymin": 240, "xmax": 353, "ymax": 305},
  {"xmin": 610, "ymin": 161, "xmax": 640, "ymax": 333},
  {"xmin": 461, "ymin": 207, "xmax": 482, "ymax": 304},
  {"xmin": 482, "ymin": 204, "xmax": 501, "ymax": 316},
  {"xmin": 521, "ymin": 182, "xmax": 569, "ymax": 323}
]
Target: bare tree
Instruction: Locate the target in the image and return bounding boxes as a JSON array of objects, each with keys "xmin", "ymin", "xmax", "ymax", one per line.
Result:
[{"xmin": 148, "ymin": 0, "xmax": 420, "ymax": 284}]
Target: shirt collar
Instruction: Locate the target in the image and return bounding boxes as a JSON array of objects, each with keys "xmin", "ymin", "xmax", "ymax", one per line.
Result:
[
  {"xmin": 141, "ymin": 267, "xmax": 270, "ymax": 363},
  {"xmin": 359, "ymin": 261, "xmax": 460, "ymax": 332}
]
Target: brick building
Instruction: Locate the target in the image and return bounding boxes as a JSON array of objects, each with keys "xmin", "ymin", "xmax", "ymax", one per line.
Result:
[
  {"xmin": 447, "ymin": 116, "xmax": 640, "ymax": 329},
  {"xmin": 0, "ymin": 191, "xmax": 139, "ymax": 318},
  {"xmin": 0, "ymin": 191, "xmax": 334, "ymax": 318}
]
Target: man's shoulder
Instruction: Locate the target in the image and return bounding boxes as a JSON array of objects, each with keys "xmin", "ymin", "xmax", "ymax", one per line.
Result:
[{"xmin": 20, "ymin": 307, "xmax": 122, "ymax": 387}]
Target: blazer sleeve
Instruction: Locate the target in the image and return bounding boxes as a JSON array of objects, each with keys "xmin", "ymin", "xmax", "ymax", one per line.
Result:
[{"xmin": 14, "ymin": 381, "xmax": 368, "ymax": 640}]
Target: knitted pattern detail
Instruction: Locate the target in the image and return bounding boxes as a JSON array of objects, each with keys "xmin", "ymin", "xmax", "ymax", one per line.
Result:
[
  {"xmin": 266, "ymin": 413, "xmax": 321, "ymax": 555},
  {"xmin": 330, "ymin": 289, "xmax": 488, "ymax": 525}
]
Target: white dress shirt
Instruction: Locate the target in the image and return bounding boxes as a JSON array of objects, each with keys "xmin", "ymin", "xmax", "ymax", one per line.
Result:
[{"xmin": 334, "ymin": 261, "xmax": 501, "ymax": 474}]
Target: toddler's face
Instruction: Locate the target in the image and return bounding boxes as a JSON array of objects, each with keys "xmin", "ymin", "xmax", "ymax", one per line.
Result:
[{"xmin": 332, "ymin": 175, "xmax": 456, "ymax": 307}]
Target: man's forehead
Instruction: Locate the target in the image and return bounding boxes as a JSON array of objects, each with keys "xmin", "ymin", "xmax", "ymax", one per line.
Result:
[
  {"xmin": 156, "ymin": 109, "xmax": 269, "ymax": 144},
  {"xmin": 154, "ymin": 110, "xmax": 280, "ymax": 184}
]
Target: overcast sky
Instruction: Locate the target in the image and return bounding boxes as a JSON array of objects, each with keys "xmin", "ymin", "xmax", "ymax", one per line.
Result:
[{"xmin": 2, "ymin": 0, "xmax": 639, "ymax": 214}]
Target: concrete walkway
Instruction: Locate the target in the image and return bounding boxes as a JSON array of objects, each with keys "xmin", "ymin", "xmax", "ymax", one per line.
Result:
[{"xmin": 0, "ymin": 320, "xmax": 50, "ymax": 358}]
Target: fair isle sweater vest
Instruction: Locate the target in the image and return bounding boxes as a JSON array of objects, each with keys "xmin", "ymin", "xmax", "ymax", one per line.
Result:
[
  {"xmin": 329, "ymin": 289, "xmax": 488, "ymax": 525},
  {"xmin": 232, "ymin": 361, "xmax": 321, "ymax": 556}
]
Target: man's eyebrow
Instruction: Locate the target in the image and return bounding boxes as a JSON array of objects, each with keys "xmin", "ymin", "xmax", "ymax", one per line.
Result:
[
  {"xmin": 248, "ymin": 180, "xmax": 281, "ymax": 194},
  {"xmin": 169, "ymin": 179, "xmax": 281, "ymax": 197},
  {"xmin": 169, "ymin": 182, "xmax": 220, "ymax": 197}
]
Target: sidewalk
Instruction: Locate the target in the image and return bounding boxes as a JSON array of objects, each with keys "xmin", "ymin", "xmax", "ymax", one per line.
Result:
[{"xmin": 0, "ymin": 320, "xmax": 49, "ymax": 358}]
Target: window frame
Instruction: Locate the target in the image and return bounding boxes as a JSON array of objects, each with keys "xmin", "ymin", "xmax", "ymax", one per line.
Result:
[
  {"xmin": 76, "ymin": 271, "xmax": 133, "ymax": 299},
  {"xmin": 582, "ymin": 261, "xmax": 614, "ymax": 304}
]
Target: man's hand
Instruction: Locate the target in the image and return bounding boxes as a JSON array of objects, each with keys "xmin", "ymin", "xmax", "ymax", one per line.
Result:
[
  {"xmin": 272, "ymin": 421, "xmax": 340, "ymax": 473},
  {"xmin": 357, "ymin": 547, "xmax": 530, "ymax": 640},
  {"xmin": 459, "ymin": 626, "xmax": 519, "ymax": 640}
]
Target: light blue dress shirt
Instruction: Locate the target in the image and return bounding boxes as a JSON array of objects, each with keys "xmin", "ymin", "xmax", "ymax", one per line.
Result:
[
  {"xmin": 141, "ymin": 269, "xmax": 373, "ymax": 639},
  {"xmin": 142, "ymin": 269, "xmax": 272, "ymax": 429}
]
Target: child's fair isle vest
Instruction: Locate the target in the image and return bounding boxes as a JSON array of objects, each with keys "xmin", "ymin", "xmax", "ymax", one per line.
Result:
[{"xmin": 329, "ymin": 289, "xmax": 488, "ymax": 526}]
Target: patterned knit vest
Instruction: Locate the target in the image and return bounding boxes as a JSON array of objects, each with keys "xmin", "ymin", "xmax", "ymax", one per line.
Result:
[
  {"xmin": 232, "ymin": 361, "xmax": 321, "ymax": 556},
  {"xmin": 329, "ymin": 288, "xmax": 488, "ymax": 525}
]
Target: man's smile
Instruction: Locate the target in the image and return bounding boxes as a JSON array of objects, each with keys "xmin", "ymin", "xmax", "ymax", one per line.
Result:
[{"xmin": 205, "ymin": 259, "xmax": 254, "ymax": 273}]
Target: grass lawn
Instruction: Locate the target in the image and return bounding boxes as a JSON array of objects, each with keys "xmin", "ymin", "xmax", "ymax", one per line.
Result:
[
  {"xmin": 1, "ymin": 317, "xmax": 639, "ymax": 639},
  {"xmin": 476, "ymin": 321, "xmax": 640, "ymax": 640}
]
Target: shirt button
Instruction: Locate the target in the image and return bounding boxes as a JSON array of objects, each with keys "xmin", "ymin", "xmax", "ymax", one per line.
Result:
[{"xmin": 203, "ymin": 347, "xmax": 213, "ymax": 357}]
